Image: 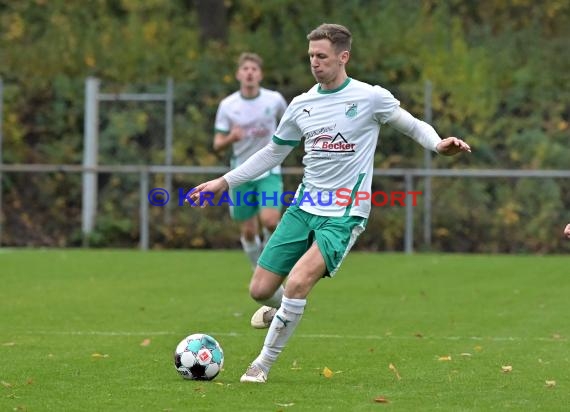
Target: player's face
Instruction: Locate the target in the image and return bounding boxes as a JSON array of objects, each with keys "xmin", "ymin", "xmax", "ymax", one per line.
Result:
[
  {"xmin": 308, "ymin": 39, "xmax": 349, "ymax": 88},
  {"xmin": 236, "ymin": 61, "xmax": 263, "ymax": 88}
]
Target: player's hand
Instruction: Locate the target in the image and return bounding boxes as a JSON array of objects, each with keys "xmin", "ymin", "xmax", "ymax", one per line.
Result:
[
  {"xmin": 184, "ymin": 177, "xmax": 229, "ymax": 208},
  {"xmin": 230, "ymin": 126, "xmax": 245, "ymax": 142},
  {"xmin": 436, "ymin": 137, "xmax": 471, "ymax": 156},
  {"xmin": 564, "ymin": 224, "xmax": 570, "ymax": 239}
]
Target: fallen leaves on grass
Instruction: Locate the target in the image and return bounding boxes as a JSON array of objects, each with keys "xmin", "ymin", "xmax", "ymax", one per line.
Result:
[
  {"xmin": 1, "ymin": 379, "xmax": 32, "ymax": 388},
  {"xmin": 374, "ymin": 396, "xmax": 389, "ymax": 403},
  {"xmin": 388, "ymin": 363, "xmax": 401, "ymax": 380},
  {"xmin": 501, "ymin": 365, "xmax": 513, "ymax": 373},
  {"xmin": 91, "ymin": 353, "xmax": 110, "ymax": 358},
  {"xmin": 140, "ymin": 339, "xmax": 151, "ymax": 347},
  {"xmin": 290, "ymin": 360, "xmax": 302, "ymax": 370},
  {"xmin": 275, "ymin": 402, "xmax": 295, "ymax": 407},
  {"xmin": 2, "ymin": 342, "xmax": 16, "ymax": 346},
  {"xmin": 545, "ymin": 380, "xmax": 556, "ymax": 388},
  {"xmin": 438, "ymin": 355, "xmax": 452, "ymax": 361},
  {"xmin": 460, "ymin": 353, "xmax": 472, "ymax": 357},
  {"xmin": 322, "ymin": 367, "xmax": 334, "ymax": 378}
]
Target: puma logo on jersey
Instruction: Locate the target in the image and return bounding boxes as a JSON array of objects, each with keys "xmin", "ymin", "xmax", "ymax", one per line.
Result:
[{"xmin": 303, "ymin": 107, "xmax": 312, "ymax": 116}]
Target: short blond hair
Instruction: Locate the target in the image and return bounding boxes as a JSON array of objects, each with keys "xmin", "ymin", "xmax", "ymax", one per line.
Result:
[
  {"xmin": 307, "ymin": 23, "xmax": 352, "ymax": 53},
  {"xmin": 237, "ymin": 52, "xmax": 263, "ymax": 69}
]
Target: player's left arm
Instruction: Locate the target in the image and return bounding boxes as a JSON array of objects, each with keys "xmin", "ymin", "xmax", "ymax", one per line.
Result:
[{"xmin": 386, "ymin": 107, "xmax": 471, "ymax": 156}]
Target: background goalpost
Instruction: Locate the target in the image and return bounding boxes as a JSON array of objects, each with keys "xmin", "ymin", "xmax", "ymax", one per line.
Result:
[{"xmin": 81, "ymin": 77, "xmax": 174, "ymax": 245}]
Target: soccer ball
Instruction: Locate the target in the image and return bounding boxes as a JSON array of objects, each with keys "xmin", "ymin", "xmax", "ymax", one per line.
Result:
[{"xmin": 174, "ymin": 333, "xmax": 224, "ymax": 380}]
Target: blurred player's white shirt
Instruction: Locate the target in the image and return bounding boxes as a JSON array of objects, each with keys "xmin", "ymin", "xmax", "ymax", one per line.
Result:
[
  {"xmin": 215, "ymin": 88, "xmax": 287, "ymax": 180},
  {"xmin": 273, "ymin": 78, "xmax": 399, "ymax": 218}
]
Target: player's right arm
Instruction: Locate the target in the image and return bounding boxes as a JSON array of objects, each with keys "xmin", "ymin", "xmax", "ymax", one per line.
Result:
[{"xmin": 188, "ymin": 140, "xmax": 293, "ymax": 208}]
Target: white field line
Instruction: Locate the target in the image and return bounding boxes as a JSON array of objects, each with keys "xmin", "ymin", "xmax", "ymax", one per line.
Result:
[{"xmin": 16, "ymin": 330, "xmax": 568, "ymax": 342}]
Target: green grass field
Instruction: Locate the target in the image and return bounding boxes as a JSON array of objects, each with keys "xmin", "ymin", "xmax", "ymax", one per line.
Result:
[{"xmin": 1, "ymin": 250, "xmax": 569, "ymax": 411}]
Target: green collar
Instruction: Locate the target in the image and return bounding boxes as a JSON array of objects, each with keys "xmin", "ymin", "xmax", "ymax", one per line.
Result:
[{"xmin": 317, "ymin": 77, "xmax": 351, "ymax": 94}]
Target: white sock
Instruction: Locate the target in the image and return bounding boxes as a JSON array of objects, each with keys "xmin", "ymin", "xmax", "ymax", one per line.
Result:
[
  {"xmin": 253, "ymin": 296, "xmax": 306, "ymax": 374},
  {"xmin": 257, "ymin": 285, "xmax": 284, "ymax": 308},
  {"xmin": 240, "ymin": 235, "xmax": 262, "ymax": 267}
]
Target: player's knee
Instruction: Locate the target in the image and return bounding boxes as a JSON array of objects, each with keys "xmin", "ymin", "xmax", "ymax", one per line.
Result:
[
  {"xmin": 260, "ymin": 212, "xmax": 280, "ymax": 232},
  {"xmin": 249, "ymin": 282, "xmax": 272, "ymax": 302}
]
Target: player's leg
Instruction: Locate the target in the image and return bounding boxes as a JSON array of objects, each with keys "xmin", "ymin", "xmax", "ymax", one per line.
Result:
[
  {"xmin": 239, "ymin": 217, "xmax": 261, "ymax": 268},
  {"xmin": 249, "ymin": 266, "xmax": 285, "ymax": 329},
  {"xmin": 259, "ymin": 208, "xmax": 280, "ymax": 246},
  {"xmin": 241, "ymin": 212, "xmax": 367, "ymax": 383},
  {"xmin": 230, "ymin": 182, "xmax": 262, "ymax": 268},
  {"xmin": 242, "ymin": 243, "xmax": 325, "ymax": 383},
  {"xmin": 248, "ymin": 205, "xmax": 308, "ymax": 330},
  {"xmin": 256, "ymin": 173, "xmax": 283, "ymax": 246},
  {"xmin": 248, "ymin": 173, "xmax": 285, "ymax": 327},
  {"xmin": 248, "ymin": 206, "xmax": 283, "ymax": 329}
]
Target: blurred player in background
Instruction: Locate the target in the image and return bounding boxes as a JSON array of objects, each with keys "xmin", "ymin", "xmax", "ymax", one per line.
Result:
[
  {"xmin": 564, "ymin": 223, "xmax": 570, "ymax": 238},
  {"xmin": 213, "ymin": 52, "xmax": 288, "ymax": 273},
  {"xmin": 190, "ymin": 23, "xmax": 471, "ymax": 383}
]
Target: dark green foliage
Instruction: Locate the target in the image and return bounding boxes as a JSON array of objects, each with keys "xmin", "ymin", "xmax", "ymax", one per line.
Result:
[{"xmin": 0, "ymin": 0, "xmax": 569, "ymax": 251}]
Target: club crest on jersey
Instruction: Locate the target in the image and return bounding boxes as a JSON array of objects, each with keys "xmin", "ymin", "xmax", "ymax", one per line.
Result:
[
  {"xmin": 345, "ymin": 103, "xmax": 358, "ymax": 118},
  {"xmin": 311, "ymin": 132, "xmax": 355, "ymax": 153}
]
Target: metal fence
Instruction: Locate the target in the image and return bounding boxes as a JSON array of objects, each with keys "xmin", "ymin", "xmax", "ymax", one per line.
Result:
[
  {"xmin": 1, "ymin": 77, "xmax": 569, "ymax": 252},
  {"xmin": 1, "ymin": 163, "xmax": 569, "ymax": 252}
]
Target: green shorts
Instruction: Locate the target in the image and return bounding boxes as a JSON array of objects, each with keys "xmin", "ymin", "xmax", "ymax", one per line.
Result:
[
  {"xmin": 258, "ymin": 205, "xmax": 367, "ymax": 277},
  {"xmin": 229, "ymin": 173, "xmax": 283, "ymax": 221}
]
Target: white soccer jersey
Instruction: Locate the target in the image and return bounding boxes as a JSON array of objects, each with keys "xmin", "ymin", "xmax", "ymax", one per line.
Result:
[
  {"xmin": 273, "ymin": 78, "xmax": 400, "ymax": 218},
  {"xmin": 215, "ymin": 87, "xmax": 287, "ymax": 180}
]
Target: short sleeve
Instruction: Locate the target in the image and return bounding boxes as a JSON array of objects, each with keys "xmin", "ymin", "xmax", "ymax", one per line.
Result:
[
  {"xmin": 214, "ymin": 101, "xmax": 231, "ymax": 134},
  {"xmin": 372, "ymin": 86, "xmax": 400, "ymax": 124}
]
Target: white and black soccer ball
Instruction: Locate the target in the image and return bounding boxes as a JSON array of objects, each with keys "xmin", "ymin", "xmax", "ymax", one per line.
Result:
[{"xmin": 174, "ymin": 333, "xmax": 224, "ymax": 380}]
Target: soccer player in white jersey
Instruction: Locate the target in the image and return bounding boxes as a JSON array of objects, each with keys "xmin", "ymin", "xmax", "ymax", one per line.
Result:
[
  {"xmin": 188, "ymin": 24, "xmax": 471, "ymax": 383},
  {"xmin": 213, "ymin": 52, "xmax": 288, "ymax": 272}
]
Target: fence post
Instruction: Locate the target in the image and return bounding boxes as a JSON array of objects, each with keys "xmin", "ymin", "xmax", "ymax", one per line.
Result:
[
  {"xmin": 139, "ymin": 169, "xmax": 149, "ymax": 250},
  {"xmin": 404, "ymin": 172, "xmax": 414, "ymax": 254},
  {"xmin": 164, "ymin": 77, "xmax": 174, "ymax": 224},
  {"xmin": 423, "ymin": 80, "xmax": 433, "ymax": 249},
  {"xmin": 0, "ymin": 77, "xmax": 3, "ymax": 246},
  {"xmin": 82, "ymin": 77, "xmax": 100, "ymax": 246}
]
